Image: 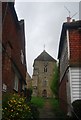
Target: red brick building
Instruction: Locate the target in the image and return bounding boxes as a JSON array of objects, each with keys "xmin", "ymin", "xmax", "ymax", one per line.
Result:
[
  {"xmin": 2, "ymin": 2, "xmax": 27, "ymax": 94},
  {"xmin": 58, "ymin": 19, "xmax": 81, "ymax": 115}
]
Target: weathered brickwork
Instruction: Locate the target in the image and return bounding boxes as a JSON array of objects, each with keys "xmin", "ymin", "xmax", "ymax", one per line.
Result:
[
  {"xmin": 2, "ymin": 2, "xmax": 27, "ymax": 94},
  {"xmin": 59, "ymin": 73, "xmax": 68, "ymax": 113},
  {"xmin": 58, "ymin": 20, "xmax": 81, "ymax": 114},
  {"xmin": 69, "ymin": 29, "xmax": 81, "ymax": 65}
]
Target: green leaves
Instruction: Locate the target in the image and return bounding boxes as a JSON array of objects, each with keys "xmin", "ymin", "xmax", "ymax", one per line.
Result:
[
  {"xmin": 2, "ymin": 93, "xmax": 32, "ymax": 120},
  {"xmin": 31, "ymin": 97, "xmax": 45, "ymax": 108},
  {"xmin": 50, "ymin": 64, "xmax": 59, "ymax": 98}
]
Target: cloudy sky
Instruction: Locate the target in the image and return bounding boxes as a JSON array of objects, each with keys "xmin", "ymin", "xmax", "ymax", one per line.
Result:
[{"xmin": 15, "ymin": 1, "xmax": 79, "ymax": 76}]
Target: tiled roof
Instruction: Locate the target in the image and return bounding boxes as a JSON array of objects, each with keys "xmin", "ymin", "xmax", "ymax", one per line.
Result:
[
  {"xmin": 35, "ymin": 50, "xmax": 56, "ymax": 62},
  {"xmin": 58, "ymin": 20, "xmax": 81, "ymax": 59}
]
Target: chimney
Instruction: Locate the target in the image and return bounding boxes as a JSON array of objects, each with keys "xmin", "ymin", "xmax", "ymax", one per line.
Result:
[
  {"xmin": 67, "ymin": 17, "xmax": 71, "ymax": 22},
  {"xmin": 72, "ymin": 19, "xmax": 75, "ymax": 22}
]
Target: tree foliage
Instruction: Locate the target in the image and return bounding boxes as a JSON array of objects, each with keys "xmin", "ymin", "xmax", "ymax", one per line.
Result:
[{"xmin": 50, "ymin": 63, "xmax": 59, "ymax": 98}]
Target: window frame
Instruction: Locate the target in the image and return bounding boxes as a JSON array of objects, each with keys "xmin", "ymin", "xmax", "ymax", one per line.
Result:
[{"xmin": 14, "ymin": 74, "xmax": 19, "ymax": 92}]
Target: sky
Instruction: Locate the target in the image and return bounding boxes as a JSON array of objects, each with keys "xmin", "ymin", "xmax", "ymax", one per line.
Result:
[{"xmin": 15, "ymin": 1, "xmax": 79, "ymax": 77}]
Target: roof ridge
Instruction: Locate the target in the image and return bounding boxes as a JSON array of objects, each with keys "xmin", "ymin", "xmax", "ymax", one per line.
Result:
[{"xmin": 35, "ymin": 50, "xmax": 56, "ymax": 62}]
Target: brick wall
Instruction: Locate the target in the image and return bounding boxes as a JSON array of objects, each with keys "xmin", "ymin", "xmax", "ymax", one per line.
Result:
[
  {"xmin": 2, "ymin": 43, "xmax": 13, "ymax": 92},
  {"xmin": 58, "ymin": 21, "xmax": 81, "ymax": 115},
  {"xmin": 59, "ymin": 74, "xmax": 68, "ymax": 113},
  {"xmin": 3, "ymin": 3, "xmax": 26, "ymax": 77},
  {"xmin": 69, "ymin": 29, "xmax": 81, "ymax": 66},
  {"xmin": 2, "ymin": 3, "xmax": 27, "ymax": 93}
]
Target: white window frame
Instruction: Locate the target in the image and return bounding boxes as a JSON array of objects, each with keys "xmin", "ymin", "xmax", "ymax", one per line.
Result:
[
  {"xmin": 22, "ymin": 84, "xmax": 25, "ymax": 90},
  {"xmin": 21, "ymin": 50, "xmax": 24, "ymax": 64},
  {"xmin": 14, "ymin": 74, "xmax": 19, "ymax": 92},
  {"xmin": 3, "ymin": 83, "xmax": 7, "ymax": 92}
]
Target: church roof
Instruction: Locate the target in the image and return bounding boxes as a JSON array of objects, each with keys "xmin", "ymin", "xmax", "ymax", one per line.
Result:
[{"xmin": 35, "ymin": 50, "xmax": 56, "ymax": 62}]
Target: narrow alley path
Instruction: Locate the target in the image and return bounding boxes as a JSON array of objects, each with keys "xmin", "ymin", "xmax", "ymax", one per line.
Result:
[
  {"xmin": 38, "ymin": 98, "xmax": 68, "ymax": 120},
  {"xmin": 39, "ymin": 99, "xmax": 55, "ymax": 119}
]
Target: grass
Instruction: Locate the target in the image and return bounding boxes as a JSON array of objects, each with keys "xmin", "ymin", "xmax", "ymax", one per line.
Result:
[
  {"xmin": 50, "ymin": 98, "xmax": 62, "ymax": 115},
  {"xmin": 50, "ymin": 98, "xmax": 69, "ymax": 120},
  {"xmin": 31, "ymin": 96, "xmax": 45, "ymax": 108},
  {"xmin": 50, "ymin": 98, "xmax": 59, "ymax": 110}
]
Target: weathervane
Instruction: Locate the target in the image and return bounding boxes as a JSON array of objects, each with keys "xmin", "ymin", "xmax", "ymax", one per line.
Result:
[
  {"xmin": 64, "ymin": 6, "xmax": 71, "ymax": 17},
  {"xmin": 44, "ymin": 44, "xmax": 45, "ymax": 50},
  {"xmin": 64, "ymin": 6, "xmax": 78, "ymax": 22}
]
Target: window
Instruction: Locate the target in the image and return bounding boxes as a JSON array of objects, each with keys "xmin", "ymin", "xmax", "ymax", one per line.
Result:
[
  {"xmin": 3, "ymin": 83, "xmax": 7, "ymax": 92},
  {"xmin": 22, "ymin": 84, "xmax": 25, "ymax": 90},
  {"xmin": 14, "ymin": 74, "xmax": 19, "ymax": 91},
  {"xmin": 44, "ymin": 62, "xmax": 48, "ymax": 72},
  {"xmin": 44, "ymin": 67, "xmax": 47, "ymax": 72}
]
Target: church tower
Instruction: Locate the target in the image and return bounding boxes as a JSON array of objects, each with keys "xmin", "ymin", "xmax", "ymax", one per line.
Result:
[{"xmin": 32, "ymin": 50, "xmax": 56, "ymax": 98}]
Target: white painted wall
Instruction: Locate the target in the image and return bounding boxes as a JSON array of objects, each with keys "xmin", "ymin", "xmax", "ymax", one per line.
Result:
[{"xmin": 69, "ymin": 67, "xmax": 81, "ymax": 103}]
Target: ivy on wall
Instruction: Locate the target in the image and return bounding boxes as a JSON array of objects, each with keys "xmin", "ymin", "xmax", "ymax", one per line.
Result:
[{"xmin": 50, "ymin": 63, "xmax": 59, "ymax": 98}]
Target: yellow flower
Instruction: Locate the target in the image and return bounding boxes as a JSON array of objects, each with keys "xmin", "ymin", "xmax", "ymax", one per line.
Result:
[
  {"xmin": 18, "ymin": 105, "xmax": 21, "ymax": 107},
  {"xmin": 13, "ymin": 100, "xmax": 16, "ymax": 103},
  {"xmin": 11, "ymin": 109, "xmax": 13, "ymax": 112},
  {"xmin": 10, "ymin": 100, "xmax": 13, "ymax": 103},
  {"xmin": 18, "ymin": 101, "xmax": 21, "ymax": 104}
]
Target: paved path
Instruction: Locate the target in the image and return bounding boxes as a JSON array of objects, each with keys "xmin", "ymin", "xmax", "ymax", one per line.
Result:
[
  {"xmin": 39, "ymin": 99, "xmax": 55, "ymax": 119},
  {"xmin": 38, "ymin": 99, "xmax": 68, "ymax": 120}
]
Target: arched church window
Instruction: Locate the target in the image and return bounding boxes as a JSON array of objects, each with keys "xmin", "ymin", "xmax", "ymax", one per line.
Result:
[{"xmin": 44, "ymin": 67, "xmax": 47, "ymax": 72}]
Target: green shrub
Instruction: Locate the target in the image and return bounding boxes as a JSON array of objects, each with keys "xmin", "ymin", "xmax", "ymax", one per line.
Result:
[
  {"xmin": 29, "ymin": 103, "xmax": 39, "ymax": 120},
  {"xmin": 31, "ymin": 97, "xmax": 45, "ymax": 108},
  {"xmin": 50, "ymin": 64, "xmax": 59, "ymax": 98},
  {"xmin": 2, "ymin": 93, "xmax": 33, "ymax": 120},
  {"xmin": 24, "ymin": 88, "xmax": 33, "ymax": 102},
  {"xmin": 50, "ymin": 98, "xmax": 68, "ymax": 120}
]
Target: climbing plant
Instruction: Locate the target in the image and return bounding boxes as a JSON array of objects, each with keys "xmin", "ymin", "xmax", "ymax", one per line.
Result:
[{"xmin": 50, "ymin": 63, "xmax": 59, "ymax": 98}]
